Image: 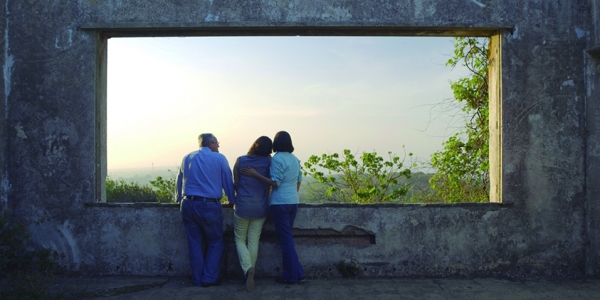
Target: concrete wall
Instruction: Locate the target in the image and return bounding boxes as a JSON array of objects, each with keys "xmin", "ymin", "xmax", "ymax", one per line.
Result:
[
  {"xmin": 2, "ymin": 0, "xmax": 597, "ymax": 278},
  {"xmin": 47, "ymin": 202, "xmax": 524, "ymax": 278},
  {"xmin": 586, "ymin": 0, "xmax": 600, "ymax": 276},
  {"xmin": 1, "ymin": 0, "xmax": 7, "ymax": 213}
]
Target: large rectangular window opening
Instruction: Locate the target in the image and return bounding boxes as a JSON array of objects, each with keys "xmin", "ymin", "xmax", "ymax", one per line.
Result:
[{"xmin": 98, "ymin": 29, "xmax": 502, "ymax": 204}]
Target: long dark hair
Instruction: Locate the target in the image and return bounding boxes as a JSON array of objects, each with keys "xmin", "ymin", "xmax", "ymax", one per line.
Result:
[
  {"xmin": 272, "ymin": 131, "xmax": 294, "ymax": 153},
  {"xmin": 248, "ymin": 136, "xmax": 273, "ymax": 156}
]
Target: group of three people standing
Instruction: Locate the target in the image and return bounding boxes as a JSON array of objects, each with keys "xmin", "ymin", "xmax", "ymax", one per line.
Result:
[{"xmin": 175, "ymin": 131, "xmax": 304, "ymax": 292}]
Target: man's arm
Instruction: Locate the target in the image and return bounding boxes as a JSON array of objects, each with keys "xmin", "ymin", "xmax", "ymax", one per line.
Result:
[
  {"xmin": 175, "ymin": 160, "xmax": 184, "ymax": 203},
  {"xmin": 221, "ymin": 156, "xmax": 236, "ymax": 203}
]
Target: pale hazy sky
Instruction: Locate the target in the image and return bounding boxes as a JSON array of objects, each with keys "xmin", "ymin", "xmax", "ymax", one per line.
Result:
[{"xmin": 107, "ymin": 36, "xmax": 470, "ymax": 172}]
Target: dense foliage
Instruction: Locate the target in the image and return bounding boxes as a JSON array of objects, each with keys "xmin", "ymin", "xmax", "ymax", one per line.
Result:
[
  {"xmin": 428, "ymin": 37, "xmax": 490, "ymax": 203},
  {"xmin": 104, "ymin": 172, "xmax": 233, "ymax": 203},
  {"xmin": 105, "ymin": 177, "xmax": 157, "ymax": 202},
  {"xmin": 106, "ymin": 175, "xmax": 176, "ymax": 203},
  {"xmin": 302, "ymin": 149, "xmax": 414, "ymax": 203},
  {"xmin": 149, "ymin": 176, "xmax": 177, "ymax": 203}
]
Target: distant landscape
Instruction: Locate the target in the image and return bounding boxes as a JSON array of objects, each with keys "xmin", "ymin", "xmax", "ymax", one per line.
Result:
[
  {"xmin": 107, "ymin": 167, "xmax": 435, "ymax": 203},
  {"xmin": 108, "ymin": 166, "xmax": 179, "ymax": 187}
]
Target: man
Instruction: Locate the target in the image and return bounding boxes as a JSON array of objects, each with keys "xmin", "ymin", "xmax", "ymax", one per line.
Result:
[{"xmin": 176, "ymin": 133, "xmax": 235, "ymax": 287}]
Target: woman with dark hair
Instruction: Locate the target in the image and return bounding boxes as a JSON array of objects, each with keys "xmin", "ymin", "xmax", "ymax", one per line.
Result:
[
  {"xmin": 241, "ymin": 131, "xmax": 305, "ymax": 284},
  {"xmin": 233, "ymin": 136, "xmax": 273, "ymax": 292}
]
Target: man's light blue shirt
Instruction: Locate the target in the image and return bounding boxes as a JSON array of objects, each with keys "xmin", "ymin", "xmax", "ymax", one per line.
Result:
[
  {"xmin": 176, "ymin": 147, "xmax": 235, "ymax": 203},
  {"xmin": 269, "ymin": 152, "xmax": 303, "ymax": 205}
]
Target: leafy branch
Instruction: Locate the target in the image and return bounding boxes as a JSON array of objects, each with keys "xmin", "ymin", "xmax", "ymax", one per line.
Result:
[
  {"xmin": 428, "ymin": 37, "xmax": 490, "ymax": 203},
  {"xmin": 303, "ymin": 148, "xmax": 415, "ymax": 203}
]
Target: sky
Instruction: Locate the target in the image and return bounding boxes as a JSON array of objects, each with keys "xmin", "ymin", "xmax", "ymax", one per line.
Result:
[{"xmin": 106, "ymin": 36, "xmax": 471, "ymax": 172}]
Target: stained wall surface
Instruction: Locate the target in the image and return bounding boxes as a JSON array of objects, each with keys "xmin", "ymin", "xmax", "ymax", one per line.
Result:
[
  {"xmin": 1, "ymin": 1, "xmax": 7, "ymax": 212},
  {"xmin": 1, "ymin": 0, "xmax": 597, "ymax": 277},
  {"xmin": 586, "ymin": 0, "xmax": 600, "ymax": 276}
]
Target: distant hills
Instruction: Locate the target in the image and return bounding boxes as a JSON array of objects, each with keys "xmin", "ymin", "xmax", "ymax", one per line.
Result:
[
  {"xmin": 108, "ymin": 167, "xmax": 435, "ymax": 203},
  {"xmin": 108, "ymin": 167, "xmax": 179, "ymax": 187}
]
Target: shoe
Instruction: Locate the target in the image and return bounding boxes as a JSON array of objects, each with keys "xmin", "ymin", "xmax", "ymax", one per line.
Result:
[
  {"xmin": 200, "ymin": 281, "xmax": 221, "ymax": 288},
  {"xmin": 275, "ymin": 276, "xmax": 296, "ymax": 284},
  {"xmin": 246, "ymin": 267, "xmax": 255, "ymax": 292},
  {"xmin": 298, "ymin": 277, "xmax": 306, "ymax": 283}
]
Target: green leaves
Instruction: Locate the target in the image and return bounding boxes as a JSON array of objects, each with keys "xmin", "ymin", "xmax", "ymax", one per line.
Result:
[
  {"xmin": 106, "ymin": 173, "xmax": 177, "ymax": 203},
  {"xmin": 428, "ymin": 37, "xmax": 490, "ymax": 203},
  {"xmin": 303, "ymin": 148, "xmax": 414, "ymax": 203},
  {"xmin": 303, "ymin": 37, "xmax": 490, "ymax": 204},
  {"xmin": 105, "ymin": 177, "xmax": 157, "ymax": 202},
  {"xmin": 149, "ymin": 175, "xmax": 177, "ymax": 203}
]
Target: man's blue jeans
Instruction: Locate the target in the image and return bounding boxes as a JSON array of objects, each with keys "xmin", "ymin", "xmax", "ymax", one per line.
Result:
[
  {"xmin": 180, "ymin": 199, "xmax": 223, "ymax": 286},
  {"xmin": 270, "ymin": 204, "xmax": 304, "ymax": 282}
]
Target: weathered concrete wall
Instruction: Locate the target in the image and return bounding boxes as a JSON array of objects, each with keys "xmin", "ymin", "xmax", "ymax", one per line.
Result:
[
  {"xmin": 1, "ymin": 0, "xmax": 7, "ymax": 213},
  {"xmin": 52, "ymin": 201, "xmax": 580, "ymax": 278},
  {"xmin": 2, "ymin": 0, "xmax": 596, "ymax": 278},
  {"xmin": 49, "ymin": 202, "xmax": 531, "ymax": 278},
  {"xmin": 499, "ymin": 0, "xmax": 589, "ymax": 277},
  {"xmin": 586, "ymin": 0, "xmax": 600, "ymax": 276}
]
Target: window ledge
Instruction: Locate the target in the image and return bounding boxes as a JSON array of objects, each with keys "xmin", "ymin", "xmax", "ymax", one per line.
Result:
[{"xmin": 85, "ymin": 202, "xmax": 512, "ymax": 209}]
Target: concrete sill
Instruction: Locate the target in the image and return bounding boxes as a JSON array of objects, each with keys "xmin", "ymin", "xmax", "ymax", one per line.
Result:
[{"xmin": 85, "ymin": 202, "xmax": 513, "ymax": 209}]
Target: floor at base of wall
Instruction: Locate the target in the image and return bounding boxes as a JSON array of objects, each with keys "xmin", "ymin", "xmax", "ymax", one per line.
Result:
[{"xmin": 46, "ymin": 275, "xmax": 600, "ymax": 299}]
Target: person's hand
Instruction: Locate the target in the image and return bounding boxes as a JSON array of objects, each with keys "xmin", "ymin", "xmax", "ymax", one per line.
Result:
[{"xmin": 240, "ymin": 167, "xmax": 258, "ymax": 177}]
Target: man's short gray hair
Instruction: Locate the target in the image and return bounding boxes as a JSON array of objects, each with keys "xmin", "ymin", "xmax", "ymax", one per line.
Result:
[{"xmin": 198, "ymin": 133, "xmax": 215, "ymax": 147}]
